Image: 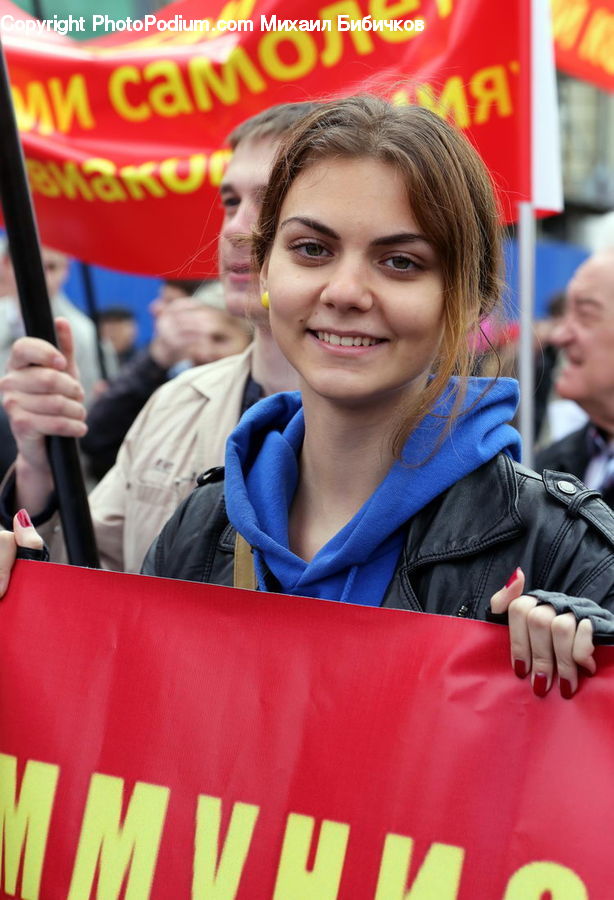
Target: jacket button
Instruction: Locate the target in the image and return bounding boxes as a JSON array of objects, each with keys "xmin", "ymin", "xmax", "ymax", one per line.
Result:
[
  {"xmin": 557, "ymin": 480, "xmax": 577, "ymax": 495},
  {"xmin": 458, "ymin": 604, "xmax": 469, "ymax": 617}
]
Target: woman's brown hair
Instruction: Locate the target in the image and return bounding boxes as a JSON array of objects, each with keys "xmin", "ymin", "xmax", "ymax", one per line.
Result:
[{"xmin": 252, "ymin": 95, "xmax": 503, "ymax": 456}]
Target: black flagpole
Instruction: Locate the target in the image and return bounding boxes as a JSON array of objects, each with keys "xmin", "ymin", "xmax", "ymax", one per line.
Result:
[
  {"xmin": 30, "ymin": 0, "xmax": 108, "ymax": 385},
  {"xmin": 0, "ymin": 37, "xmax": 100, "ymax": 567}
]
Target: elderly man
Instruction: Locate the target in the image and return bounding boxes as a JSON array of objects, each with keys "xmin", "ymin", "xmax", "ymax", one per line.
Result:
[{"xmin": 535, "ymin": 248, "xmax": 614, "ymax": 507}]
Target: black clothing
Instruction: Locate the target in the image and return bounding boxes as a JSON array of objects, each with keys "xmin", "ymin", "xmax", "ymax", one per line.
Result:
[
  {"xmin": 117, "ymin": 345, "xmax": 138, "ymax": 367},
  {"xmin": 142, "ymin": 454, "xmax": 614, "ymax": 630},
  {"xmin": 535, "ymin": 424, "xmax": 591, "ymax": 478},
  {"xmin": 16, "ymin": 545, "xmax": 50, "ymax": 562},
  {"xmin": 534, "ymin": 344, "xmax": 558, "ymax": 437},
  {"xmin": 240, "ymin": 375, "xmax": 264, "ymax": 415},
  {"xmin": 535, "ymin": 425, "xmax": 614, "ymax": 509},
  {"xmin": 0, "ymin": 405, "xmax": 17, "ymax": 482}
]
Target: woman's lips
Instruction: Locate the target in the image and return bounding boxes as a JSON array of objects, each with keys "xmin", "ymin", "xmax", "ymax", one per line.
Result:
[
  {"xmin": 314, "ymin": 330, "xmax": 384, "ymax": 348},
  {"xmin": 307, "ymin": 329, "xmax": 386, "ymax": 354}
]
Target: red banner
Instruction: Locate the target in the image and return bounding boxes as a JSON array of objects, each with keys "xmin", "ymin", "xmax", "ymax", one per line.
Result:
[
  {"xmin": 1, "ymin": 560, "xmax": 613, "ymax": 898},
  {"xmin": 0, "ymin": 0, "xmax": 534, "ymax": 277},
  {"xmin": 552, "ymin": 0, "xmax": 614, "ymax": 93}
]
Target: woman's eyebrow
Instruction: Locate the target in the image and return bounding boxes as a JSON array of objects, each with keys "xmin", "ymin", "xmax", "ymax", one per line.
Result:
[
  {"xmin": 279, "ymin": 217, "xmax": 339, "ymax": 239},
  {"xmin": 371, "ymin": 232, "xmax": 431, "ymax": 247},
  {"xmin": 279, "ymin": 217, "xmax": 431, "ymax": 249}
]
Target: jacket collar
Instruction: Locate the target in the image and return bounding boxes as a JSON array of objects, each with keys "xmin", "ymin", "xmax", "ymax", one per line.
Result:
[
  {"xmin": 401, "ymin": 453, "xmax": 525, "ymax": 570},
  {"xmin": 187, "ymin": 344, "xmax": 254, "ymax": 400}
]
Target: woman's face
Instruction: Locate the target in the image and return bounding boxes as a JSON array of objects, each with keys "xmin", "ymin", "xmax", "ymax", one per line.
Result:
[{"xmin": 263, "ymin": 157, "xmax": 445, "ymax": 413}]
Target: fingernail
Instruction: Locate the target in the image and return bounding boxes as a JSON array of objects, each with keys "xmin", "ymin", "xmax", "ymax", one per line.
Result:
[
  {"xmin": 533, "ymin": 673, "xmax": 549, "ymax": 697},
  {"xmin": 505, "ymin": 568, "xmax": 520, "ymax": 589},
  {"xmin": 514, "ymin": 659, "xmax": 527, "ymax": 678},
  {"xmin": 560, "ymin": 678, "xmax": 574, "ymax": 700},
  {"xmin": 17, "ymin": 508, "xmax": 32, "ymax": 529}
]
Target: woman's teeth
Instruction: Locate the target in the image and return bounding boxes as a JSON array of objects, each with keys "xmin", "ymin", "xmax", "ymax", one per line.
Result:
[{"xmin": 316, "ymin": 331, "xmax": 380, "ymax": 347}]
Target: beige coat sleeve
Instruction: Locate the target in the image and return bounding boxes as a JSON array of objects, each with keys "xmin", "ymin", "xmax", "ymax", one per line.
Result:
[
  {"xmin": 2, "ymin": 347, "xmax": 253, "ymax": 574},
  {"xmin": 15, "ymin": 405, "xmax": 148, "ymax": 573},
  {"xmin": 0, "ymin": 388, "xmax": 169, "ymax": 573}
]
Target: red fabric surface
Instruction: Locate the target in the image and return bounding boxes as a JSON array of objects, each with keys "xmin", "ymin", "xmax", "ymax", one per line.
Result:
[{"xmin": 1, "ymin": 560, "xmax": 612, "ymax": 898}]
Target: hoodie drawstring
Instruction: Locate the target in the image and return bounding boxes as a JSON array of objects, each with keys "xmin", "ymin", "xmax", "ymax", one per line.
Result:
[{"xmin": 339, "ymin": 565, "xmax": 359, "ymax": 605}]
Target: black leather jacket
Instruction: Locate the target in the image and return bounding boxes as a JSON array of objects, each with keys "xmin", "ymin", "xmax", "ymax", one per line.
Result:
[{"xmin": 142, "ymin": 453, "xmax": 614, "ymax": 625}]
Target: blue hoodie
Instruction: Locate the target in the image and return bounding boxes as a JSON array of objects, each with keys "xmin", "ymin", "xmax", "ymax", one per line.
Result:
[{"xmin": 225, "ymin": 379, "xmax": 521, "ymax": 607}]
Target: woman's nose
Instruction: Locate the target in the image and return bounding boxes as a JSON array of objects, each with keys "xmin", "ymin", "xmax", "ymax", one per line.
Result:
[{"xmin": 320, "ymin": 260, "xmax": 373, "ymax": 311}]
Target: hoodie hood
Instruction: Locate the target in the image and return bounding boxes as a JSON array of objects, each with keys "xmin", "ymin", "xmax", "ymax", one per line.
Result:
[{"xmin": 225, "ymin": 378, "xmax": 521, "ymax": 606}]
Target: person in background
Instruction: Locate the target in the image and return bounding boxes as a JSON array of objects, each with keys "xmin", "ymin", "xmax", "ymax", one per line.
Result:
[
  {"xmin": 0, "ymin": 102, "xmax": 313, "ymax": 573},
  {"xmin": 149, "ymin": 277, "xmax": 203, "ymax": 314},
  {"xmin": 475, "ymin": 293, "xmax": 584, "ymax": 443},
  {"xmin": 0, "ymin": 245, "xmax": 117, "ymax": 404},
  {"xmin": 81, "ymin": 279, "xmax": 252, "ymax": 479},
  {"xmin": 533, "ymin": 291, "xmax": 569, "ymax": 443},
  {"xmin": 533, "ymin": 290, "xmax": 588, "ymax": 447},
  {"xmin": 91, "ymin": 278, "xmax": 205, "ymax": 401},
  {"xmin": 535, "ymin": 248, "xmax": 614, "ymax": 507},
  {"xmin": 98, "ymin": 306, "xmax": 138, "ymax": 367}
]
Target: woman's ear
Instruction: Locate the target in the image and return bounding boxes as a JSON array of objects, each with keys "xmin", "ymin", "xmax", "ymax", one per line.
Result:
[
  {"xmin": 259, "ymin": 257, "xmax": 269, "ymax": 290},
  {"xmin": 259, "ymin": 258, "xmax": 270, "ymax": 310}
]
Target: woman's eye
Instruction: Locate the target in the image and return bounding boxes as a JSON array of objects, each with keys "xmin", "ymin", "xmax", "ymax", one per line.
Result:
[
  {"xmin": 383, "ymin": 255, "xmax": 417, "ymax": 271},
  {"xmin": 292, "ymin": 241, "xmax": 329, "ymax": 258}
]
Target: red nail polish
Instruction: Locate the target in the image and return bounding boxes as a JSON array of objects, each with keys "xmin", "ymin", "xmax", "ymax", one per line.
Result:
[
  {"xmin": 514, "ymin": 659, "xmax": 527, "ymax": 678},
  {"xmin": 505, "ymin": 568, "xmax": 519, "ymax": 589},
  {"xmin": 533, "ymin": 673, "xmax": 549, "ymax": 697},
  {"xmin": 17, "ymin": 509, "xmax": 32, "ymax": 529},
  {"xmin": 560, "ymin": 678, "xmax": 574, "ymax": 700}
]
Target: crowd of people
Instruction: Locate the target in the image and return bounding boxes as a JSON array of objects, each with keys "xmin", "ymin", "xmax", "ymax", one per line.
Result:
[{"xmin": 1, "ymin": 97, "xmax": 614, "ymax": 703}]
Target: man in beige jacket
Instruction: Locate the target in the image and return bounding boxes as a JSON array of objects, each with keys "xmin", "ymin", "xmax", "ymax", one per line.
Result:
[{"xmin": 0, "ymin": 103, "xmax": 311, "ymax": 572}]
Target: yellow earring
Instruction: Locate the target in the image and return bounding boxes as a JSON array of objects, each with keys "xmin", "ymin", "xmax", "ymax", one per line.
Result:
[{"xmin": 261, "ymin": 290, "xmax": 270, "ymax": 310}]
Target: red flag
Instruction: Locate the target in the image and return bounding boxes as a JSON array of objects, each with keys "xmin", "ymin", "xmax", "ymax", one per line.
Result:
[
  {"xmin": 0, "ymin": 560, "xmax": 612, "ymax": 897},
  {"xmin": 552, "ymin": 0, "xmax": 614, "ymax": 93},
  {"xmin": 1, "ymin": 0, "xmax": 561, "ymax": 276}
]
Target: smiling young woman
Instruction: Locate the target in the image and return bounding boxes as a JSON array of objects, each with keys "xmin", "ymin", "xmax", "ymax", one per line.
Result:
[
  {"xmin": 253, "ymin": 98, "xmax": 502, "ymax": 458},
  {"xmin": 140, "ymin": 97, "xmax": 614, "ymax": 698},
  {"xmin": 4, "ymin": 96, "xmax": 614, "ymax": 699},
  {"xmin": 262, "ymin": 157, "xmax": 445, "ymax": 426}
]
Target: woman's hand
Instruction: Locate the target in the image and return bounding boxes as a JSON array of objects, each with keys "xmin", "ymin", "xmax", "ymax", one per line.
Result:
[
  {"xmin": 489, "ymin": 568, "xmax": 596, "ymax": 699},
  {"xmin": 0, "ymin": 510, "xmax": 46, "ymax": 598}
]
